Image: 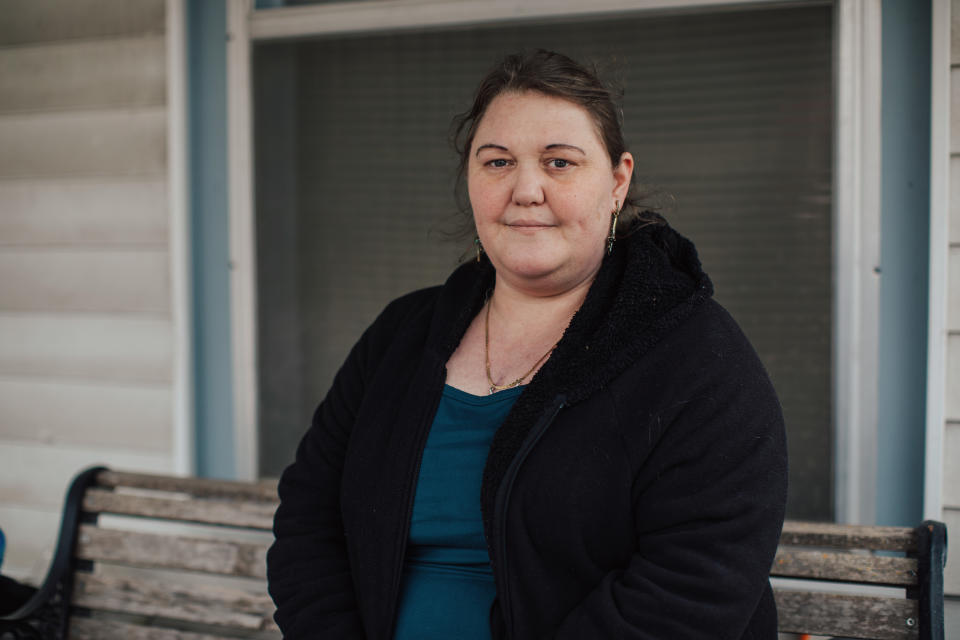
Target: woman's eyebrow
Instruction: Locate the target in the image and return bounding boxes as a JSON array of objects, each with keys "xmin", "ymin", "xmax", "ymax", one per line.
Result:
[
  {"xmin": 544, "ymin": 143, "xmax": 586, "ymax": 155},
  {"xmin": 475, "ymin": 143, "xmax": 508, "ymax": 156}
]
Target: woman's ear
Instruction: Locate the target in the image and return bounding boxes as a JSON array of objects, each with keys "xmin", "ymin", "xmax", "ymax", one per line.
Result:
[{"xmin": 613, "ymin": 152, "xmax": 634, "ymax": 201}]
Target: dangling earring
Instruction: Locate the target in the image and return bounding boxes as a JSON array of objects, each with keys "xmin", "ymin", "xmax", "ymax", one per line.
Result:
[
  {"xmin": 607, "ymin": 201, "xmax": 620, "ymax": 255},
  {"xmin": 475, "ymin": 236, "xmax": 484, "ymax": 263}
]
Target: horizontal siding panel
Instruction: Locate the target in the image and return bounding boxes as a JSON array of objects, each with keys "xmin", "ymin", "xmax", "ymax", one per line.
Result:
[
  {"xmin": 954, "ymin": 0, "xmax": 960, "ymax": 65},
  {"xmin": 0, "ymin": 108, "xmax": 166, "ymax": 178},
  {"xmin": 0, "ymin": 377, "xmax": 171, "ymax": 452},
  {"xmin": 945, "ymin": 508, "xmax": 960, "ymax": 595},
  {"xmin": 0, "ymin": 0, "xmax": 164, "ymax": 46},
  {"xmin": 0, "ymin": 504, "xmax": 62, "ymax": 584},
  {"xmin": 946, "ymin": 422, "xmax": 960, "ymax": 508},
  {"xmin": 953, "ymin": 157, "xmax": 960, "ymax": 245},
  {"xmin": 0, "ymin": 313, "xmax": 171, "ymax": 383},
  {"xmin": 949, "ymin": 334, "xmax": 960, "ymax": 421},
  {"xmin": 0, "ymin": 36, "xmax": 165, "ymax": 114},
  {"xmin": 0, "ymin": 440, "xmax": 171, "ymax": 510},
  {"xmin": 0, "ymin": 249, "xmax": 169, "ymax": 313},
  {"xmin": 954, "ymin": 67, "xmax": 960, "ymax": 154},
  {"xmin": 951, "ymin": 247, "xmax": 960, "ymax": 331},
  {"xmin": 0, "ymin": 177, "xmax": 168, "ymax": 246}
]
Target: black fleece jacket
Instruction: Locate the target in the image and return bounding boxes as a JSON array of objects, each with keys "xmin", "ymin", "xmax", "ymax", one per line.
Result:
[{"xmin": 267, "ymin": 221, "xmax": 788, "ymax": 639}]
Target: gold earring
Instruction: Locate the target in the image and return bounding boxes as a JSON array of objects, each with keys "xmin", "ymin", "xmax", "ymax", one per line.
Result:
[
  {"xmin": 607, "ymin": 201, "xmax": 620, "ymax": 255},
  {"xmin": 475, "ymin": 236, "xmax": 484, "ymax": 263}
]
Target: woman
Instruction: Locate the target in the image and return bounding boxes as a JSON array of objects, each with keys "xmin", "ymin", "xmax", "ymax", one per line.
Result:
[{"xmin": 267, "ymin": 50, "xmax": 787, "ymax": 640}]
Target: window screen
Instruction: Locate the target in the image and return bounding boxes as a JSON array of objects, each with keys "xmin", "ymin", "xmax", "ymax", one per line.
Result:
[{"xmin": 254, "ymin": 5, "xmax": 833, "ymax": 520}]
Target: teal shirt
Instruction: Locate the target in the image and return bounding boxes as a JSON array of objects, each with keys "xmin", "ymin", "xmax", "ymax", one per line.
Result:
[{"xmin": 392, "ymin": 384, "xmax": 523, "ymax": 640}]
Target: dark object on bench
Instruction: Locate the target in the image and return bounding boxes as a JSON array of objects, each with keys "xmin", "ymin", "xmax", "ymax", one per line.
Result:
[{"xmin": 0, "ymin": 467, "xmax": 948, "ymax": 639}]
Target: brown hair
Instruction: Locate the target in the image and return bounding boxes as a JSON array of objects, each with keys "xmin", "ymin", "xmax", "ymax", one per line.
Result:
[{"xmin": 451, "ymin": 49, "xmax": 661, "ymax": 233}]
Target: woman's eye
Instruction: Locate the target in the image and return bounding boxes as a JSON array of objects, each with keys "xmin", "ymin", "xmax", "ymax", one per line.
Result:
[
  {"xmin": 548, "ymin": 158, "xmax": 572, "ymax": 169},
  {"xmin": 487, "ymin": 159, "xmax": 510, "ymax": 168}
]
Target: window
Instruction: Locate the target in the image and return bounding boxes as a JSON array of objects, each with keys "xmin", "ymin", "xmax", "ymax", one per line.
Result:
[{"xmin": 252, "ymin": 5, "xmax": 834, "ymax": 520}]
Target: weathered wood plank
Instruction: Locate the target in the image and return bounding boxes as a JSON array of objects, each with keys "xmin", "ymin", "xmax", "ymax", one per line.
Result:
[
  {"xmin": 774, "ymin": 590, "xmax": 918, "ymax": 639},
  {"xmin": 96, "ymin": 470, "xmax": 278, "ymax": 502},
  {"xmin": 779, "ymin": 521, "xmax": 916, "ymax": 552},
  {"xmin": 73, "ymin": 573, "xmax": 277, "ymax": 632},
  {"xmin": 76, "ymin": 526, "xmax": 268, "ymax": 579},
  {"xmin": 68, "ymin": 616, "xmax": 274, "ymax": 640},
  {"xmin": 82, "ymin": 489, "xmax": 275, "ymax": 530},
  {"xmin": 771, "ymin": 549, "xmax": 917, "ymax": 586}
]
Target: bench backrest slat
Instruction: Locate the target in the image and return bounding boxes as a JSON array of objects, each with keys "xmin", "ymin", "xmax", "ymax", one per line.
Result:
[
  {"xmin": 96, "ymin": 470, "xmax": 279, "ymax": 502},
  {"xmin": 775, "ymin": 591, "xmax": 919, "ymax": 640},
  {"xmin": 72, "ymin": 573, "xmax": 277, "ymax": 633},
  {"xmin": 772, "ymin": 549, "xmax": 918, "ymax": 586},
  {"xmin": 68, "ymin": 617, "xmax": 265, "ymax": 640},
  {"xmin": 780, "ymin": 521, "xmax": 917, "ymax": 552},
  {"xmin": 75, "ymin": 525, "xmax": 268, "ymax": 579},
  {"xmin": 82, "ymin": 488, "xmax": 276, "ymax": 530}
]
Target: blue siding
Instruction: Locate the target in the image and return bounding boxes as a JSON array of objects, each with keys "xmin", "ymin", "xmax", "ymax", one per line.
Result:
[
  {"xmin": 188, "ymin": 0, "xmax": 236, "ymax": 479},
  {"xmin": 877, "ymin": 0, "xmax": 931, "ymax": 525}
]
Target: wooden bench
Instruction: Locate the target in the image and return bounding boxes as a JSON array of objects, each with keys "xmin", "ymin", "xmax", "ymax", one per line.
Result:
[{"xmin": 0, "ymin": 466, "xmax": 948, "ymax": 639}]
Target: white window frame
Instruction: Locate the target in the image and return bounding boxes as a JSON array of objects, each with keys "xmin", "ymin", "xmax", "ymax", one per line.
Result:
[
  {"xmin": 923, "ymin": 0, "xmax": 951, "ymax": 521},
  {"xmin": 167, "ymin": 0, "xmax": 194, "ymax": 475},
  {"xmin": 227, "ymin": 0, "xmax": 884, "ymax": 526}
]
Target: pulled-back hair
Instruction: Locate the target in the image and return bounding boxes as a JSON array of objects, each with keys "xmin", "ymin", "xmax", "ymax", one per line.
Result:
[{"xmin": 451, "ymin": 49, "xmax": 660, "ymax": 232}]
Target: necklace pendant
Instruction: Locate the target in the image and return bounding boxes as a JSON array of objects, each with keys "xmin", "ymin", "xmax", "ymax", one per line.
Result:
[{"xmin": 489, "ymin": 385, "xmax": 497, "ymax": 395}]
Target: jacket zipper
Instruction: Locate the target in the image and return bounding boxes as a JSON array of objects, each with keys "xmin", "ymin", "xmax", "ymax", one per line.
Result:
[
  {"xmin": 493, "ymin": 394, "xmax": 567, "ymax": 638},
  {"xmin": 385, "ymin": 363, "xmax": 447, "ymax": 639}
]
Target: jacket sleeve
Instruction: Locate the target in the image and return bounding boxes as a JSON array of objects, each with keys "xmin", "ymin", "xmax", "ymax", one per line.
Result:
[
  {"xmin": 267, "ymin": 298, "xmax": 414, "ymax": 639},
  {"xmin": 555, "ymin": 333, "xmax": 788, "ymax": 639}
]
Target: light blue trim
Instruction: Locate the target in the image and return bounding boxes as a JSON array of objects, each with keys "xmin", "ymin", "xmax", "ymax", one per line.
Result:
[
  {"xmin": 188, "ymin": 0, "xmax": 236, "ymax": 479},
  {"xmin": 876, "ymin": 0, "xmax": 931, "ymax": 526}
]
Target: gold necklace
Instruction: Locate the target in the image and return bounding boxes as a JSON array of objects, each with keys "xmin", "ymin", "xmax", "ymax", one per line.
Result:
[{"xmin": 484, "ymin": 300, "xmax": 557, "ymax": 394}]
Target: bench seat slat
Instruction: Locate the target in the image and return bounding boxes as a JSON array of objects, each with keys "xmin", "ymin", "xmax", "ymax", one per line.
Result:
[
  {"xmin": 83, "ymin": 489, "xmax": 276, "ymax": 530},
  {"xmin": 772, "ymin": 549, "xmax": 918, "ymax": 586},
  {"xmin": 774, "ymin": 590, "xmax": 919, "ymax": 640},
  {"xmin": 72, "ymin": 573, "xmax": 277, "ymax": 632},
  {"xmin": 779, "ymin": 521, "xmax": 916, "ymax": 552},
  {"xmin": 76, "ymin": 526, "xmax": 268, "ymax": 578},
  {"xmin": 68, "ymin": 617, "xmax": 276, "ymax": 640},
  {"xmin": 95, "ymin": 470, "xmax": 278, "ymax": 502}
]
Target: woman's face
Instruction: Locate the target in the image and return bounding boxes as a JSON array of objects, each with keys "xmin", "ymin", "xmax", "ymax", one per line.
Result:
[{"xmin": 468, "ymin": 91, "xmax": 633, "ymax": 296}]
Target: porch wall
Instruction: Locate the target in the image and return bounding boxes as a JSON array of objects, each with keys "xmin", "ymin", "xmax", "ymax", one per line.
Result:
[{"xmin": 0, "ymin": 0, "xmax": 176, "ymax": 582}]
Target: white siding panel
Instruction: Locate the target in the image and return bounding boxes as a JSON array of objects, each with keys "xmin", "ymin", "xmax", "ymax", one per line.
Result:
[
  {"xmin": 0, "ymin": 249, "xmax": 169, "ymax": 313},
  {"xmin": 0, "ymin": 178, "xmax": 167, "ymax": 246},
  {"xmin": 952, "ymin": 156, "xmax": 960, "ymax": 245},
  {"xmin": 945, "ymin": 508, "xmax": 960, "ymax": 595},
  {"xmin": 954, "ymin": 0, "xmax": 960, "ymax": 64},
  {"xmin": 945, "ymin": 422, "xmax": 960, "ymax": 508},
  {"xmin": 0, "ymin": 313, "xmax": 171, "ymax": 383},
  {"xmin": 0, "ymin": 109, "xmax": 166, "ymax": 178},
  {"xmin": 953, "ymin": 67, "xmax": 960, "ymax": 154},
  {"xmin": 949, "ymin": 334, "xmax": 960, "ymax": 421},
  {"xmin": 0, "ymin": 36, "xmax": 165, "ymax": 114},
  {"xmin": 0, "ymin": 377, "xmax": 170, "ymax": 452},
  {"xmin": 0, "ymin": 440, "xmax": 171, "ymax": 510},
  {"xmin": 0, "ymin": 504, "xmax": 62, "ymax": 584},
  {"xmin": 951, "ymin": 247, "xmax": 960, "ymax": 331},
  {"xmin": 0, "ymin": 0, "xmax": 165, "ymax": 47}
]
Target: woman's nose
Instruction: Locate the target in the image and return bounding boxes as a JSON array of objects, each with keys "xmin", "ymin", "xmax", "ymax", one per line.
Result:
[{"xmin": 512, "ymin": 164, "xmax": 545, "ymax": 206}]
